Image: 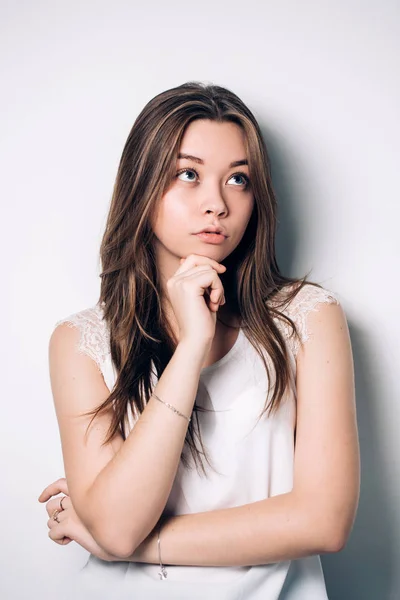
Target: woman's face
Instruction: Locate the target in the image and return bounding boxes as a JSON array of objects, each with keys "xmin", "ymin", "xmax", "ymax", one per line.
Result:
[{"xmin": 152, "ymin": 119, "xmax": 255, "ymax": 282}]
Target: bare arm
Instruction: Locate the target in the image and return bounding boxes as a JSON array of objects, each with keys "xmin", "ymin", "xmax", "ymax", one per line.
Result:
[
  {"xmin": 116, "ymin": 302, "xmax": 360, "ymax": 566},
  {"xmin": 49, "ymin": 324, "xmax": 207, "ymax": 559}
]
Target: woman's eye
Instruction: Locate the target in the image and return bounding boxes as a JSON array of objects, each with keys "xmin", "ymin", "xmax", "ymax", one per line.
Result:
[
  {"xmin": 176, "ymin": 168, "xmax": 198, "ymax": 182},
  {"xmin": 228, "ymin": 173, "xmax": 249, "ymax": 187}
]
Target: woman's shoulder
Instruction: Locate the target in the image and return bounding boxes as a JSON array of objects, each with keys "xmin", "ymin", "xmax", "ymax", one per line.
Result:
[
  {"xmin": 268, "ymin": 281, "xmax": 341, "ymax": 357},
  {"xmin": 54, "ymin": 301, "xmax": 107, "ymax": 330},
  {"xmin": 275, "ymin": 281, "xmax": 340, "ymax": 314},
  {"xmin": 53, "ymin": 301, "xmax": 110, "ymax": 370}
]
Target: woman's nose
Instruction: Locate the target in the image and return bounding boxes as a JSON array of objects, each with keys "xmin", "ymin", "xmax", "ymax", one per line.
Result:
[{"xmin": 200, "ymin": 185, "xmax": 228, "ymax": 216}]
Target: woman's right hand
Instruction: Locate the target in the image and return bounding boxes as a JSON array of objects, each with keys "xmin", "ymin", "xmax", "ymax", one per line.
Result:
[{"xmin": 166, "ymin": 254, "xmax": 227, "ymax": 346}]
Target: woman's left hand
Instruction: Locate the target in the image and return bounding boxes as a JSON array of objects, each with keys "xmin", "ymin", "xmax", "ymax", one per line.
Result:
[{"xmin": 38, "ymin": 477, "xmax": 118, "ymax": 562}]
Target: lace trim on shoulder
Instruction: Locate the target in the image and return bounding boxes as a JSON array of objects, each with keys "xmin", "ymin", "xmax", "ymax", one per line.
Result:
[
  {"xmin": 54, "ymin": 303, "xmax": 110, "ymax": 373},
  {"xmin": 270, "ymin": 283, "xmax": 340, "ymax": 358}
]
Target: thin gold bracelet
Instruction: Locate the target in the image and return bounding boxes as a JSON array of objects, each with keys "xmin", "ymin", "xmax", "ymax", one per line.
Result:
[{"xmin": 151, "ymin": 393, "xmax": 191, "ymax": 423}]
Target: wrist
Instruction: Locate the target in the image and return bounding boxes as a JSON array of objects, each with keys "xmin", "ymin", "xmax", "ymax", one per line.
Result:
[{"xmin": 176, "ymin": 338, "xmax": 211, "ymax": 366}]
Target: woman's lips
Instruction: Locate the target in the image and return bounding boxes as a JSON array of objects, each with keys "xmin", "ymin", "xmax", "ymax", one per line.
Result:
[{"xmin": 194, "ymin": 232, "xmax": 226, "ymax": 244}]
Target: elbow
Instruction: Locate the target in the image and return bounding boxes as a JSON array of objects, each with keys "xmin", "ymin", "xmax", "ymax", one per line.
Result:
[
  {"xmin": 300, "ymin": 491, "xmax": 359, "ymax": 555},
  {"xmin": 82, "ymin": 522, "xmax": 137, "ymax": 560},
  {"xmin": 321, "ymin": 527, "xmax": 348, "ymax": 553},
  {"xmin": 91, "ymin": 524, "xmax": 139, "ymax": 560},
  {"xmin": 78, "ymin": 489, "xmax": 139, "ymax": 559},
  {"xmin": 318, "ymin": 513, "xmax": 356, "ymax": 554},
  {"xmin": 302, "ymin": 519, "xmax": 348, "ymax": 555},
  {"xmin": 302, "ymin": 506, "xmax": 355, "ymax": 555}
]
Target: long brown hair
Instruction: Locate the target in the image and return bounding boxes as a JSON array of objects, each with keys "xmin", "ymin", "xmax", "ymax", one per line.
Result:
[{"xmin": 84, "ymin": 81, "xmax": 321, "ymax": 475}]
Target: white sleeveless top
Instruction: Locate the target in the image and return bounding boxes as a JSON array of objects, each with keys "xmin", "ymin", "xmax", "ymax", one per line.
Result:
[{"xmin": 55, "ymin": 283, "xmax": 340, "ymax": 600}]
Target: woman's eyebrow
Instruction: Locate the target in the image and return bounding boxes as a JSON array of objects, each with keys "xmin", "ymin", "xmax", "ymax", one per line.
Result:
[{"xmin": 177, "ymin": 153, "xmax": 248, "ymax": 168}]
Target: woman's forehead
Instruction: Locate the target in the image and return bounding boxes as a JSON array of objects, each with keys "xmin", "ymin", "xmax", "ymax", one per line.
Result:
[{"xmin": 178, "ymin": 120, "xmax": 248, "ymax": 165}]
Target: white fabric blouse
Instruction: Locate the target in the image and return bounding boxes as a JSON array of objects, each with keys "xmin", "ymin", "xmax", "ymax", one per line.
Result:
[{"xmin": 54, "ymin": 283, "xmax": 340, "ymax": 599}]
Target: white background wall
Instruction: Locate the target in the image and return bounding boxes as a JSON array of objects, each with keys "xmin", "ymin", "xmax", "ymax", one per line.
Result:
[{"xmin": 1, "ymin": 1, "xmax": 399, "ymax": 598}]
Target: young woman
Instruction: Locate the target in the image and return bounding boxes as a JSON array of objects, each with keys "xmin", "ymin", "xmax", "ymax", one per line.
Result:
[{"xmin": 38, "ymin": 81, "xmax": 360, "ymax": 599}]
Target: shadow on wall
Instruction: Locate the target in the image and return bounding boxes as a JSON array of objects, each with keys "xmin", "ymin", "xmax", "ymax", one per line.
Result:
[
  {"xmin": 260, "ymin": 125, "xmax": 300, "ymax": 276},
  {"xmin": 262, "ymin": 123, "xmax": 396, "ymax": 600}
]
